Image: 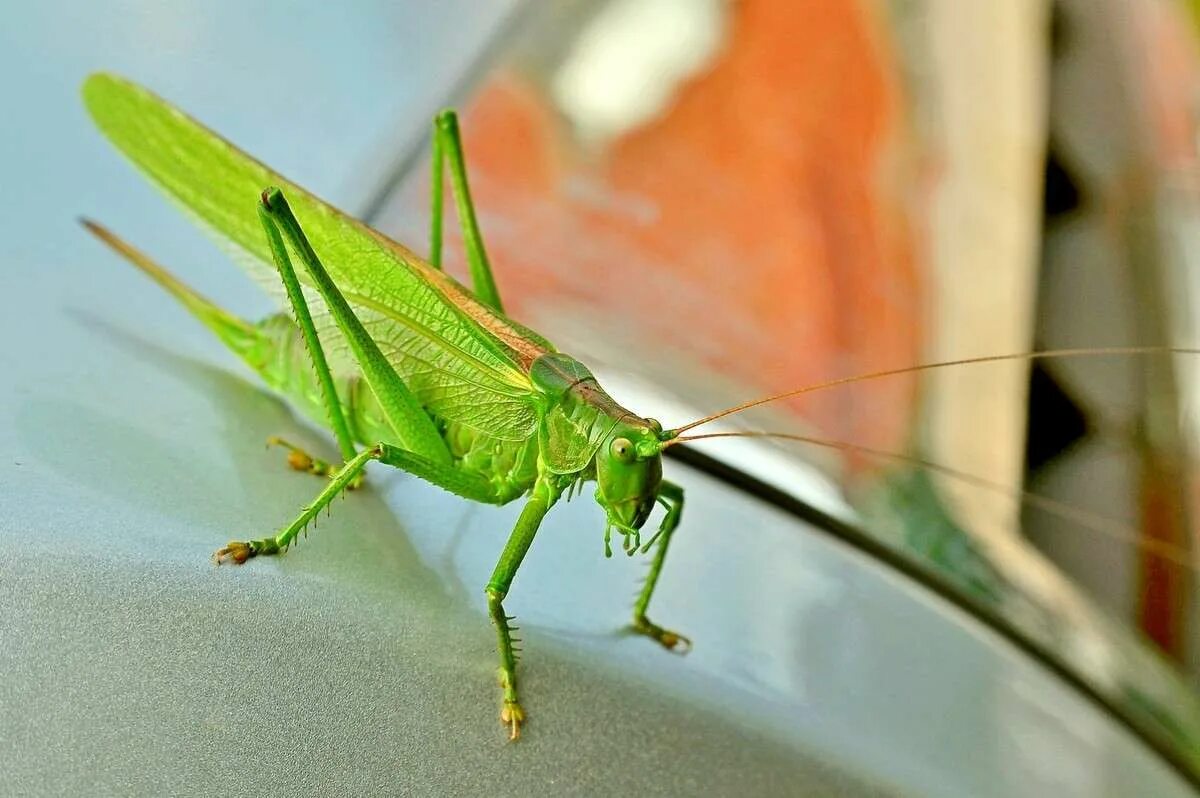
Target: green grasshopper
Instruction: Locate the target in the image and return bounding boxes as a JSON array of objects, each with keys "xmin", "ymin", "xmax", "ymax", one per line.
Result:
[
  {"xmin": 81, "ymin": 73, "xmax": 1198, "ymax": 740},
  {"xmin": 82, "ymin": 73, "xmax": 687, "ymax": 739}
]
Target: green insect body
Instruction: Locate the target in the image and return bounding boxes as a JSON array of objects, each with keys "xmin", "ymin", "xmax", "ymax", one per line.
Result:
[
  {"xmin": 80, "ymin": 71, "xmax": 1200, "ymax": 748},
  {"xmin": 81, "ymin": 73, "xmax": 686, "ymax": 740}
]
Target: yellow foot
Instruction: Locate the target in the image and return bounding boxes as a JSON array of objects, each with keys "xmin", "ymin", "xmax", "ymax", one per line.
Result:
[
  {"xmin": 213, "ymin": 540, "xmax": 255, "ymax": 565},
  {"xmin": 632, "ymin": 616, "xmax": 692, "ymax": 654},
  {"xmin": 213, "ymin": 537, "xmax": 279, "ymax": 565},
  {"xmin": 500, "ymin": 700, "xmax": 525, "ymax": 741},
  {"xmin": 267, "ymin": 435, "xmax": 331, "ymax": 475},
  {"xmin": 267, "ymin": 436, "xmax": 366, "ymax": 489}
]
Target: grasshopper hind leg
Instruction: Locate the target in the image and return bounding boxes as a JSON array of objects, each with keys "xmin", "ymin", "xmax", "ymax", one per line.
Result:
[
  {"xmin": 427, "ymin": 109, "xmax": 504, "ymax": 312},
  {"xmin": 255, "ymin": 188, "xmax": 367, "ymax": 488}
]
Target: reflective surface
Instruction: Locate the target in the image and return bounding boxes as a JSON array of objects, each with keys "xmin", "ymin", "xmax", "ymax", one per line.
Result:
[
  {"xmin": 374, "ymin": 0, "xmax": 1200, "ymax": 777},
  {"xmin": 2, "ymin": 339, "xmax": 1193, "ymax": 794},
  {"xmin": 2, "ymin": 1, "xmax": 1199, "ymax": 795}
]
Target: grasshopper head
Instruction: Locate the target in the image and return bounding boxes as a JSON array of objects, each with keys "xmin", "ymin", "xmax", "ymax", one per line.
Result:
[{"xmin": 595, "ymin": 417, "xmax": 666, "ymax": 536}]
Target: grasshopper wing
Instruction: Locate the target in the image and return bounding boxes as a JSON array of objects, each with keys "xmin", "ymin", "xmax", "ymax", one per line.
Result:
[{"xmin": 84, "ymin": 73, "xmax": 549, "ymax": 441}]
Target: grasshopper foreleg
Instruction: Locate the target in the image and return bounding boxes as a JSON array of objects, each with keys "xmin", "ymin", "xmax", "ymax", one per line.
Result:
[{"xmin": 631, "ymin": 480, "xmax": 690, "ymax": 653}]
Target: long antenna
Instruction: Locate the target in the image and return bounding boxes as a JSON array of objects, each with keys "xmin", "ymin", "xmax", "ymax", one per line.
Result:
[
  {"xmin": 669, "ymin": 430, "xmax": 1196, "ymax": 572},
  {"xmin": 667, "ymin": 347, "xmax": 1200, "ymax": 436}
]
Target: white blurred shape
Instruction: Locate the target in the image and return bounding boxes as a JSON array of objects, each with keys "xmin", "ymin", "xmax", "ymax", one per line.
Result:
[{"xmin": 552, "ymin": 0, "xmax": 728, "ymax": 146}]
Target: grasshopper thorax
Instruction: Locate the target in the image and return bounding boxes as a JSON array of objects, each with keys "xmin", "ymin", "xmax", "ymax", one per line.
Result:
[{"xmin": 530, "ymin": 353, "xmax": 667, "ymax": 532}]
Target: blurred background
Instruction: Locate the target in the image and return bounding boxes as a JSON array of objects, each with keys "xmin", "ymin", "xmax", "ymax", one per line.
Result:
[
  {"xmin": 372, "ymin": 0, "xmax": 1200, "ymax": 678},
  {"xmin": 7, "ymin": 0, "xmax": 1200, "ymax": 793}
]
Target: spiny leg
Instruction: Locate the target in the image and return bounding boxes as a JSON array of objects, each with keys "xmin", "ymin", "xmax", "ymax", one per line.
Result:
[
  {"xmin": 632, "ymin": 479, "xmax": 690, "ymax": 652},
  {"xmin": 261, "ymin": 187, "xmax": 547, "ymax": 737},
  {"xmin": 485, "ymin": 478, "xmax": 558, "ymax": 740},
  {"xmin": 260, "ymin": 188, "xmax": 451, "ymax": 466},
  {"xmin": 258, "ymin": 199, "xmax": 360, "ymax": 477},
  {"xmin": 215, "ymin": 444, "xmax": 381, "ymax": 565},
  {"xmin": 217, "ymin": 442, "xmax": 503, "ymax": 566},
  {"xmin": 428, "ymin": 110, "xmax": 504, "ymax": 311},
  {"xmin": 428, "ymin": 112, "xmax": 446, "ymax": 269}
]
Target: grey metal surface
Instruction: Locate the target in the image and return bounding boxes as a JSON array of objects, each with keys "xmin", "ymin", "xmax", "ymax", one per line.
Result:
[
  {"xmin": 2, "ymin": 335, "xmax": 1192, "ymax": 796},
  {"xmin": 1, "ymin": 2, "xmax": 1196, "ymax": 796}
]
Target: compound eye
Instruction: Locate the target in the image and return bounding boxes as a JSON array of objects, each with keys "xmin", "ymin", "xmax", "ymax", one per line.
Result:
[{"xmin": 611, "ymin": 437, "xmax": 635, "ymax": 463}]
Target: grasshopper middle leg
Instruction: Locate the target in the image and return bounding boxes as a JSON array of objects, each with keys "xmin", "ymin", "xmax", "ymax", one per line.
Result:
[
  {"xmin": 484, "ymin": 477, "xmax": 558, "ymax": 740},
  {"xmin": 215, "ymin": 444, "xmax": 381, "ymax": 564},
  {"xmin": 215, "ymin": 441, "xmax": 504, "ymax": 565}
]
